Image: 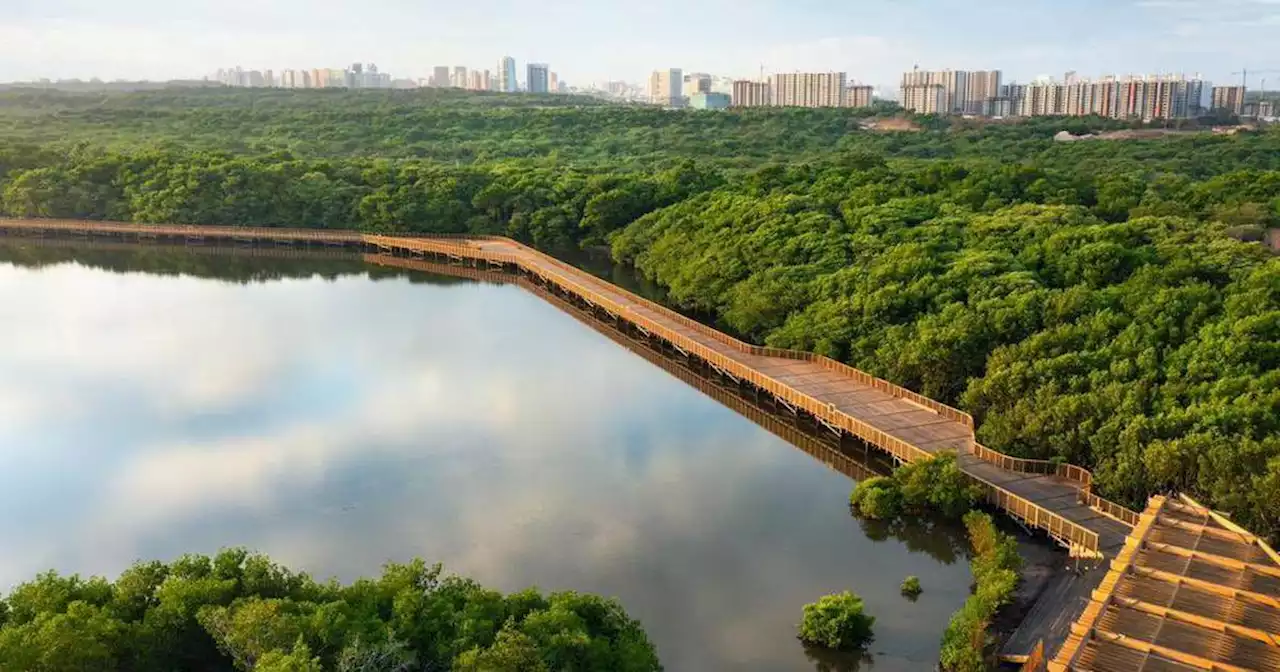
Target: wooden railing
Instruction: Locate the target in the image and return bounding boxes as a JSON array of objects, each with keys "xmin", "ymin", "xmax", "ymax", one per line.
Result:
[
  {"xmin": 1079, "ymin": 491, "xmax": 1142, "ymax": 527},
  {"xmin": 975, "ymin": 476, "xmax": 1102, "ymax": 555},
  {"xmin": 973, "ymin": 441, "xmax": 1140, "ymax": 527},
  {"xmin": 974, "ymin": 443, "xmax": 1093, "ymax": 488}
]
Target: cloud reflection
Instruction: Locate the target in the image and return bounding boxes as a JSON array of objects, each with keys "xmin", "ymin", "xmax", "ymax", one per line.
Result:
[{"xmin": 0, "ymin": 254, "xmax": 971, "ymax": 671}]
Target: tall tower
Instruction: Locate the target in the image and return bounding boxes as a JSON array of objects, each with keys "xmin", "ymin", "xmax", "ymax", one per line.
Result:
[
  {"xmin": 499, "ymin": 56, "xmax": 518, "ymax": 92},
  {"xmin": 527, "ymin": 63, "xmax": 550, "ymax": 93}
]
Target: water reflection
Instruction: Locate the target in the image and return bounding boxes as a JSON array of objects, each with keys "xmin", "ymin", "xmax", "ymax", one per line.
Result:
[{"xmin": 0, "ymin": 240, "xmax": 973, "ymax": 671}]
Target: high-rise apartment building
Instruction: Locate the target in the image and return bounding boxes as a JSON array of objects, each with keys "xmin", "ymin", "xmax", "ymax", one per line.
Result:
[
  {"xmin": 731, "ymin": 80, "xmax": 771, "ymax": 107},
  {"xmin": 549, "ymin": 72, "xmax": 559, "ymax": 93},
  {"xmin": 527, "ymin": 63, "xmax": 550, "ymax": 93},
  {"xmin": 499, "ymin": 57, "xmax": 518, "ymax": 92},
  {"xmin": 1005, "ymin": 74, "xmax": 1208, "ymax": 120},
  {"xmin": 771, "ymin": 72, "xmax": 847, "ymax": 108},
  {"xmin": 453, "ymin": 66, "xmax": 467, "ymax": 88},
  {"xmin": 846, "ymin": 85, "xmax": 873, "ymax": 108},
  {"xmin": 433, "ymin": 66, "xmax": 451, "ymax": 88},
  {"xmin": 1211, "ymin": 86, "xmax": 1246, "ymax": 115},
  {"xmin": 901, "ymin": 68, "xmax": 1001, "ymax": 114},
  {"xmin": 649, "ymin": 68, "xmax": 684, "ymax": 107},
  {"xmin": 964, "ymin": 70, "xmax": 1002, "ymax": 115},
  {"xmin": 902, "ymin": 68, "xmax": 962, "ymax": 113},
  {"xmin": 901, "ymin": 84, "xmax": 947, "ymax": 114}
]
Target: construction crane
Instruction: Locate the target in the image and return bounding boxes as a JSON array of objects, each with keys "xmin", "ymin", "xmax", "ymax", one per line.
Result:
[{"xmin": 1230, "ymin": 68, "xmax": 1280, "ymax": 90}]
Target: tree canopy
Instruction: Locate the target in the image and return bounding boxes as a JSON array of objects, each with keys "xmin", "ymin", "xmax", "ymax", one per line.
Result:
[{"xmin": 0, "ymin": 550, "xmax": 662, "ymax": 672}]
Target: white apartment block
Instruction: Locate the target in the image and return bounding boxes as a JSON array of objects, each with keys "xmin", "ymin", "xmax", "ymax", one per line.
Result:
[
  {"xmin": 1004, "ymin": 74, "xmax": 1209, "ymax": 120},
  {"xmin": 900, "ymin": 68, "xmax": 1002, "ymax": 115},
  {"xmin": 731, "ymin": 80, "xmax": 771, "ymax": 107},
  {"xmin": 846, "ymin": 85, "xmax": 874, "ymax": 108},
  {"xmin": 901, "ymin": 84, "xmax": 947, "ymax": 115},
  {"xmin": 771, "ymin": 72, "xmax": 849, "ymax": 108}
]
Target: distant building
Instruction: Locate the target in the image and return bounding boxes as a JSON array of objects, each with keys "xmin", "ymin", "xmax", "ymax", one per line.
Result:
[
  {"xmin": 685, "ymin": 72, "xmax": 713, "ymax": 95},
  {"xmin": 433, "ymin": 66, "xmax": 451, "ymax": 88},
  {"xmin": 989, "ymin": 96, "xmax": 1013, "ymax": 117},
  {"xmin": 499, "ymin": 56, "xmax": 518, "ymax": 92},
  {"xmin": 526, "ymin": 63, "xmax": 550, "ymax": 93},
  {"xmin": 649, "ymin": 68, "xmax": 684, "ymax": 107},
  {"xmin": 771, "ymin": 72, "xmax": 847, "ymax": 108},
  {"xmin": 1212, "ymin": 86, "xmax": 1246, "ymax": 115},
  {"xmin": 690, "ymin": 92, "xmax": 730, "ymax": 110},
  {"xmin": 964, "ymin": 70, "xmax": 1002, "ymax": 115},
  {"xmin": 901, "ymin": 83, "xmax": 947, "ymax": 114},
  {"xmin": 549, "ymin": 72, "xmax": 559, "ymax": 93},
  {"xmin": 731, "ymin": 80, "xmax": 771, "ymax": 107},
  {"xmin": 900, "ymin": 68, "xmax": 1001, "ymax": 114},
  {"xmin": 452, "ymin": 66, "xmax": 467, "ymax": 88},
  {"xmin": 845, "ymin": 85, "xmax": 873, "ymax": 108},
  {"xmin": 1000, "ymin": 74, "xmax": 1208, "ymax": 120},
  {"xmin": 264, "ymin": 70, "xmax": 274, "ymax": 87}
]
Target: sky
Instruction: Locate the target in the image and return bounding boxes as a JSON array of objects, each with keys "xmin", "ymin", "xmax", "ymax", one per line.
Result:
[{"xmin": 1, "ymin": 0, "xmax": 1277, "ymax": 90}]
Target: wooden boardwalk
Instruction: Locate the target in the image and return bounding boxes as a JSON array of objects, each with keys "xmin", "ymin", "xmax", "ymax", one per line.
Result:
[
  {"xmin": 0, "ymin": 219, "xmax": 1139, "ymax": 558},
  {"xmin": 1049, "ymin": 496, "xmax": 1280, "ymax": 672}
]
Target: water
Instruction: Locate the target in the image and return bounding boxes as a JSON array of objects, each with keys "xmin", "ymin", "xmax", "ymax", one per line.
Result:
[{"xmin": 0, "ymin": 241, "xmax": 974, "ymax": 671}]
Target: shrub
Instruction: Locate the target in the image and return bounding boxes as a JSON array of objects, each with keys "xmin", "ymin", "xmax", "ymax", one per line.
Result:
[
  {"xmin": 938, "ymin": 601, "xmax": 988, "ymax": 672},
  {"xmin": 900, "ymin": 576, "xmax": 922, "ymax": 599},
  {"xmin": 897, "ymin": 454, "xmax": 983, "ymax": 519},
  {"xmin": 849, "ymin": 454, "xmax": 981, "ymax": 522},
  {"xmin": 939, "ymin": 512, "xmax": 1022, "ymax": 671},
  {"xmin": 797, "ymin": 592, "xmax": 875, "ymax": 651},
  {"xmin": 849, "ymin": 477, "xmax": 902, "ymax": 520}
]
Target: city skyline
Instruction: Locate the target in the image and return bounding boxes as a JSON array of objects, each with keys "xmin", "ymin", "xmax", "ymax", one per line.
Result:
[{"xmin": 4, "ymin": 0, "xmax": 1278, "ymax": 91}]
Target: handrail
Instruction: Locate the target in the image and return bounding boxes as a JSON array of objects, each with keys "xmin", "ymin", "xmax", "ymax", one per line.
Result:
[
  {"xmin": 0, "ymin": 219, "xmax": 1121, "ymax": 555},
  {"xmin": 1080, "ymin": 491, "xmax": 1142, "ymax": 528}
]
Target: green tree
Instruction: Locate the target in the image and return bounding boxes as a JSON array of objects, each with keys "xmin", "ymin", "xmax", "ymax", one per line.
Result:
[{"xmin": 797, "ymin": 592, "xmax": 875, "ymax": 651}]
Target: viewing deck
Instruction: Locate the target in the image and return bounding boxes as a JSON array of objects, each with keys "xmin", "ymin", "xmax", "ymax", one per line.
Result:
[{"xmin": 0, "ymin": 219, "xmax": 1139, "ymax": 558}]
